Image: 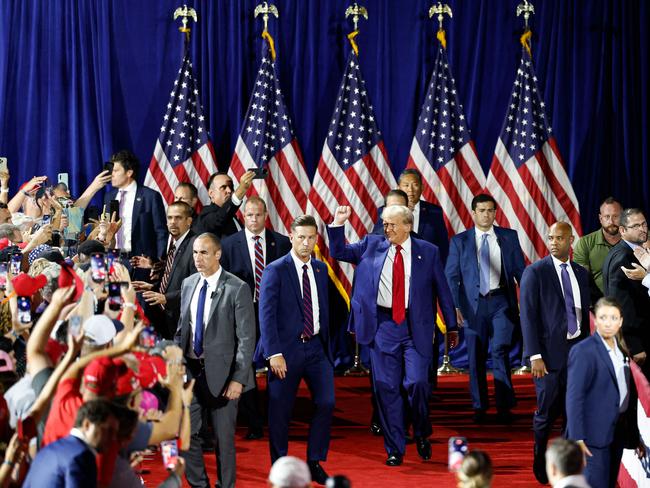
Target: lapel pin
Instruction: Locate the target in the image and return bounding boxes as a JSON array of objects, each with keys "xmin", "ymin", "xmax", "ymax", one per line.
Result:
[
  {"xmin": 271, "ymin": 242, "xmax": 275, "ymax": 246},
  {"xmin": 136, "ymin": 197, "xmax": 142, "ymax": 202},
  {"xmin": 418, "ymin": 255, "xmax": 422, "ymax": 260}
]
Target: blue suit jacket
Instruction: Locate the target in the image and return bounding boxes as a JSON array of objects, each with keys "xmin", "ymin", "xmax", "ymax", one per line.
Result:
[
  {"xmin": 220, "ymin": 229, "xmax": 291, "ymax": 299},
  {"xmin": 445, "ymin": 226, "xmax": 525, "ymax": 325},
  {"xmin": 520, "ymin": 256, "xmax": 591, "ymax": 370},
  {"xmin": 104, "ymin": 185, "xmax": 168, "ymax": 259},
  {"xmin": 327, "ymin": 225, "xmax": 456, "ymax": 358},
  {"xmin": 23, "ymin": 435, "xmax": 97, "ymax": 488},
  {"xmin": 258, "ymin": 252, "xmax": 332, "ymax": 363},
  {"xmin": 373, "ymin": 200, "xmax": 449, "ymax": 262},
  {"xmin": 566, "ymin": 333, "xmax": 639, "ymax": 448}
]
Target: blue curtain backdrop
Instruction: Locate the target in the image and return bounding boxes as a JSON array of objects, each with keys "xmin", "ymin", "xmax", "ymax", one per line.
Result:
[{"xmin": 1, "ymin": 0, "xmax": 649, "ymax": 231}]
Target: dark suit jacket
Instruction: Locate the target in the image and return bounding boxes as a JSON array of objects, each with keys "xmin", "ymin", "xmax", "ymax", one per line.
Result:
[
  {"xmin": 23, "ymin": 435, "xmax": 97, "ymax": 488},
  {"xmin": 566, "ymin": 333, "xmax": 639, "ymax": 449},
  {"xmin": 520, "ymin": 256, "xmax": 590, "ymax": 370},
  {"xmin": 327, "ymin": 225, "xmax": 456, "ymax": 359},
  {"xmin": 602, "ymin": 240, "xmax": 650, "ymax": 355},
  {"xmin": 373, "ymin": 200, "xmax": 449, "ymax": 262},
  {"xmin": 257, "ymin": 252, "xmax": 332, "ymax": 364},
  {"xmin": 192, "ymin": 200, "xmax": 242, "ymax": 239},
  {"xmin": 175, "ymin": 270, "xmax": 255, "ymax": 396},
  {"xmin": 445, "ymin": 226, "xmax": 525, "ymax": 326},
  {"xmin": 104, "ymin": 185, "xmax": 168, "ymax": 259},
  {"xmin": 220, "ymin": 229, "xmax": 291, "ymax": 298}
]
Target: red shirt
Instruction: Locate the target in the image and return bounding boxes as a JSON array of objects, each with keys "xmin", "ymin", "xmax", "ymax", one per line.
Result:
[{"xmin": 42, "ymin": 377, "xmax": 83, "ymax": 446}]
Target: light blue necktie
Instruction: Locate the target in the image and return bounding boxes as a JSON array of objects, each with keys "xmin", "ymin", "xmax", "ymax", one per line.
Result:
[
  {"xmin": 479, "ymin": 234, "xmax": 490, "ymax": 295},
  {"xmin": 193, "ymin": 280, "xmax": 208, "ymax": 357}
]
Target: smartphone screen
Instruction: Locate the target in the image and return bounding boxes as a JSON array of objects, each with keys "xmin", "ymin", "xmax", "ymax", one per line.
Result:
[
  {"xmin": 448, "ymin": 436, "xmax": 468, "ymax": 472},
  {"xmin": 0, "ymin": 263, "xmax": 7, "ymax": 290},
  {"xmin": 139, "ymin": 326, "xmax": 158, "ymax": 349},
  {"xmin": 68, "ymin": 315, "xmax": 82, "ymax": 337},
  {"xmin": 106, "ymin": 248, "xmax": 120, "ymax": 275},
  {"xmin": 41, "ymin": 214, "xmax": 52, "ymax": 226},
  {"xmin": 90, "ymin": 253, "xmax": 107, "ymax": 283},
  {"xmin": 10, "ymin": 253, "xmax": 22, "ymax": 275},
  {"xmin": 107, "ymin": 282, "xmax": 123, "ymax": 311},
  {"xmin": 247, "ymin": 166, "xmax": 268, "ymax": 179},
  {"xmin": 109, "ymin": 199, "xmax": 120, "ymax": 220},
  {"xmin": 57, "ymin": 172, "xmax": 69, "ymax": 188},
  {"xmin": 51, "ymin": 230, "xmax": 61, "ymax": 248},
  {"xmin": 160, "ymin": 439, "xmax": 178, "ymax": 470},
  {"xmin": 17, "ymin": 296, "xmax": 31, "ymax": 324}
]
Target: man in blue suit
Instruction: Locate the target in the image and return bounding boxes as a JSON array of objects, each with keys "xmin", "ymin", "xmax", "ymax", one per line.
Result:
[
  {"xmin": 221, "ymin": 196, "xmax": 291, "ymax": 440},
  {"xmin": 373, "ymin": 169, "xmax": 449, "ymax": 261},
  {"xmin": 258, "ymin": 215, "xmax": 334, "ymax": 485},
  {"xmin": 520, "ymin": 221, "xmax": 591, "ymax": 484},
  {"xmin": 328, "ymin": 204, "xmax": 457, "ymax": 466},
  {"xmin": 445, "ymin": 193, "xmax": 525, "ymax": 423},
  {"xmin": 24, "ymin": 399, "xmax": 118, "ymax": 488},
  {"xmin": 103, "ymin": 150, "xmax": 168, "ymax": 260}
]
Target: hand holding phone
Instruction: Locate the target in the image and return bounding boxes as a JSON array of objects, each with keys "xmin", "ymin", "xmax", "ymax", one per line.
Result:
[
  {"xmin": 247, "ymin": 167, "xmax": 268, "ymax": 179},
  {"xmin": 448, "ymin": 436, "xmax": 468, "ymax": 472},
  {"xmin": 90, "ymin": 253, "xmax": 107, "ymax": 283}
]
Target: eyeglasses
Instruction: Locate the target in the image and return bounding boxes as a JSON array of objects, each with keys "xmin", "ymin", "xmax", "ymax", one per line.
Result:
[
  {"xmin": 383, "ymin": 223, "xmax": 399, "ymax": 230},
  {"xmin": 625, "ymin": 221, "xmax": 648, "ymax": 230}
]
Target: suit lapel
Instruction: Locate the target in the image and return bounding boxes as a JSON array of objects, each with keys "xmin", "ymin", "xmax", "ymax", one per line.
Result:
[
  {"xmin": 131, "ymin": 186, "xmax": 144, "ymax": 227},
  {"xmin": 544, "ymin": 256, "xmax": 564, "ymax": 300},
  {"xmin": 207, "ymin": 271, "xmax": 228, "ymax": 324},
  {"xmin": 265, "ymin": 230, "xmax": 279, "ymax": 261},
  {"xmin": 238, "ymin": 232, "xmax": 254, "ymax": 276},
  {"xmin": 285, "ymin": 253, "xmax": 304, "ymax": 310},
  {"xmin": 373, "ymin": 239, "xmax": 391, "ymax": 292},
  {"xmin": 593, "ymin": 334, "xmax": 619, "ymax": 388},
  {"xmin": 169, "ymin": 231, "xmax": 194, "ymax": 278}
]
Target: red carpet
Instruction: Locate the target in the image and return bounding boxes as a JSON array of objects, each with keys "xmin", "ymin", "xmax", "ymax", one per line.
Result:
[{"xmin": 141, "ymin": 373, "xmax": 547, "ymax": 487}]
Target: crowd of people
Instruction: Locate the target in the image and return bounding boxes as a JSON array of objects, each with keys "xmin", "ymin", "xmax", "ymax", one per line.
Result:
[{"xmin": 0, "ymin": 149, "xmax": 646, "ymax": 488}]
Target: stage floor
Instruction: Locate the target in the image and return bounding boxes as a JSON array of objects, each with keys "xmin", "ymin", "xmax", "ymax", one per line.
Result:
[{"xmin": 141, "ymin": 373, "xmax": 544, "ymax": 487}]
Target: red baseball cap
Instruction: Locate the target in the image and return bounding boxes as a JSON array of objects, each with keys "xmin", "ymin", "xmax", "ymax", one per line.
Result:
[
  {"xmin": 132, "ymin": 352, "xmax": 167, "ymax": 389},
  {"xmin": 82, "ymin": 357, "xmax": 119, "ymax": 397},
  {"xmin": 58, "ymin": 263, "xmax": 85, "ymax": 302},
  {"xmin": 11, "ymin": 273, "xmax": 47, "ymax": 297}
]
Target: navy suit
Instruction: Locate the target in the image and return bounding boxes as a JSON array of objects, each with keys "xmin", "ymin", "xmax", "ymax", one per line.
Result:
[
  {"xmin": 445, "ymin": 226, "xmax": 525, "ymax": 412},
  {"xmin": 258, "ymin": 252, "xmax": 334, "ymax": 463},
  {"xmin": 192, "ymin": 201, "xmax": 242, "ymax": 239},
  {"xmin": 373, "ymin": 200, "xmax": 449, "ymax": 262},
  {"xmin": 566, "ymin": 333, "xmax": 639, "ymax": 488},
  {"xmin": 328, "ymin": 225, "xmax": 456, "ymax": 456},
  {"xmin": 23, "ymin": 435, "xmax": 97, "ymax": 488},
  {"xmin": 520, "ymin": 256, "xmax": 590, "ymax": 452},
  {"xmin": 104, "ymin": 185, "xmax": 168, "ymax": 259}
]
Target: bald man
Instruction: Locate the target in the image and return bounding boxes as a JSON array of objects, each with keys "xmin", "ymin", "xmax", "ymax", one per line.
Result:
[{"xmin": 520, "ymin": 222, "xmax": 591, "ymax": 485}]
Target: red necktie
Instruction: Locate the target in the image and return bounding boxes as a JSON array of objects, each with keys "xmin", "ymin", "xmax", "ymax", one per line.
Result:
[{"xmin": 392, "ymin": 245, "xmax": 405, "ymax": 324}]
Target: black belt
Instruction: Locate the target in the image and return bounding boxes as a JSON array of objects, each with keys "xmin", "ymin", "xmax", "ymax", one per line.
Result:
[
  {"xmin": 377, "ymin": 306, "xmax": 409, "ymax": 315},
  {"xmin": 480, "ymin": 287, "xmax": 506, "ymax": 298},
  {"xmin": 186, "ymin": 357, "xmax": 205, "ymax": 370},
  {"xmin": 300, "ymin": 333, "xmax": 318, "ymax": 343}
]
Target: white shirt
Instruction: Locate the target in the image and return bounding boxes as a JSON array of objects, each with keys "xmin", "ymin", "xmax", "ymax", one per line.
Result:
[
  {"xmin": 624, "ymin": 239, "xmax": 641, "ymax": 250},
  {"xmin": 551, "ymin": 255, "xmax": 583, "ymax": 339},
  {"xmin": 115, "ymin": 180, "xmax": 137, "ymax": 252},
  {"xmin": 70, "ymin": 427, "xmax": 97, "ymax": 455},
  {"xmin": 552, "ymin": 474, "xmax": 591, "ymax": 488},
  {"xmin": 597, "ymin": 332, "xmax": 630, "ymax": 413},
  {"xmin": 642, "ymin": 273, "xmax": 650, "ymax": 296},
  {"xmin": 167, "ymin": 228, "xmax": 190, "ymax": 254},
  {"xmin": 377, "ymin": 238, "xmax": 412, "ymax": 308},
  {"xmin": 412, "ymin": 201, "xmax": 421, "ymax": 234},
  {"xmin": 189, "ymin": 268, "xmax": 222, "ymax": 359},
  {"xmin": 245, "ymin": 228, "xmax": 265, "ymax": 300},
  {"xmin": 289, "ymin": 250, "xmax": 320, "ymax": 335},
  {"xmin": 474, "ymin": 227, "xmax": 502, "ymax": 291}
]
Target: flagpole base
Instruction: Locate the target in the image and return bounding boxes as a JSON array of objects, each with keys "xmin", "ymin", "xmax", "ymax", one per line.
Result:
[
  {"xmin": 344, "ymin": 354, "xmax": 369, "ymax": 377},
  {"xmin": 437, "ymin": 355, "xmax": 465, "ymax": 375},
  {"xmin": 512, "ymin": 365, "xmax": 531, "ymax": 375}
]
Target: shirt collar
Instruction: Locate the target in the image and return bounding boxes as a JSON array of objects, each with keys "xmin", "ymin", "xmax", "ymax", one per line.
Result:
[
  {"xmin": 290, "ymin": 249, "xmax": 311, "ymax": 272},
  {"xmin": 245, "ymin": 228, "xmax": 265, "ymax": 241},
  {"xmin": 119, "ymin": 180, "xmax": 137, "ymax": 194},
  {"xmin": 554, "ymin": 474, "xmax": 590, "ymax": 488},
  {"xmin": 393, "ymin": 237, "xmax": 411, "ymax": 254},
  {"xmin": 475, "ymin": 226, "xmax": 495, "ymax": 239},
  {"xmin": 412, "ymin": 201, "xmax": 421, "ymax": 213},
  {"xmin": 596, "ymin": 331, "xmax": 620, "ymax": 355},
  {"xmin": 551, "ymin": 254, "xmax": 571, "ymax": 269},
  {"xmin": 171, "ymin": 229, "xmax": 190, "ymax": 247},
  {"xmin": 624, "ymin": 239, "xmax": 641, "ymax": 250},
  {"xmin": 70, "ymin": 427, "xmax": 97, "ymax": 456},
  {"xmin": 200, "ymin": 267, "xmax": 223, "ymax": 287}
]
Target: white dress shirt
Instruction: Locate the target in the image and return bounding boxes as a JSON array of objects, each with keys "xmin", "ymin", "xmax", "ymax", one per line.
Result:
[
  {"xmin": 551, "ymin": 255, "xmax": 583, "ymax": 339},
  {"xmin": 115, "ymin": 180, "xmax": 137, "ymax": 252},
  {"xmin": 189, "ymin": 268, "xmax": 222, "ymax": 359},
  {"xmin": 642, "ymin": 273, "xmax": 650, "ymax": 296},
  {"xmin": 289, "ymin": 250, "xmax": 320, "ymax": 335},
  {"xmin": 597, "ymin": 332, "xmax": 630, "ymax": 413},
  {"xmin": 412, "ymin": 201, "xmax": 421, "ymax": 234},
  {"xmin": 167, "ymin": 228, "xmax": 190, "ymax": 253},
  {"xmin": 70, "ymin": 427, "xmax": 97, "ymax": 455},
  {"xmin": 377, "ymin": 237, "xmax": 412, "ymax": 308},
  {"xmin": 474, "ymin": 227, "xmax": 502, "ymax": 291}
]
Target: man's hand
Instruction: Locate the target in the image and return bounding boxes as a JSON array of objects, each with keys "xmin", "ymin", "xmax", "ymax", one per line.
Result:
[
  {"xmin": 131, "ymin": 255, "xmax": 153, "ymax": 269},
  {"xmin": 333, "ymin": 206, "xmax": 352, "ymax": 226},
  {"xmin": 23, "ymin": 176, "xmax": 48, "ymax": 194},
  {"xmin": 634, "ymin": 247, "xmax": 650, "ymax": 270},
  {"xmin": 577, "ymin": 440, "xmax": 593, "ymax": 458},
  {"xmin": 159, "ymin": 360, "xmax": 184, "ymax": 391},
  {"xmin": 455, "ymin": 308, "xmax": 465, "ymax": 328},
  {"xmin": 234, "ymin": 171, "xmax": 255, "ymax": 200},
  {"xmin": 27, "ymin": 224, "xmax": 52, "ymax": 248},
  {"xmin": 447, "ymin": 330, "xmax": 459, "ymax": 349},
  {"xmin": 50, "ymin": 286, "xmax": 76, "ymax": 308},
  {"xmin": 132, "ymin": 281, "xmax": 154, "ymax": 292},
  {"xmin": 90, "ymin": 170, "xmax": 112, "ymax": 192},
  {"xmin": 223, "ymin": 381, "xmax": 243, "ymax": 400},
  {"xmin": 143, "ymin": 291, "xmax": 166, "ymax": 306},
  {"xmin": 530, "ymin": 358, "xmax": 548, "ymax": 379},
  {"xmin": 181, "ymin": 378, "xmax": 195, "ymax": 407},
  {"xmin": 633, "ymin": 351, "xmax": 647, "ymax": 366},
  {"xmin": 621, "ymin": 263, "xmax": 647, "ymax": 281},
  {"xmin": 269, "ymin": 355, "xmax": 287, "ymax": 379}
]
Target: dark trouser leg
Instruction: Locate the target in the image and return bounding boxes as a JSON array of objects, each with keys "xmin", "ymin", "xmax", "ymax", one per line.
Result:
[
  {"xmin": 238, "ymin": 367, "xmax": 264, "ymax": 432},
  {"xmin": 182, "ymin": 373, "xmax": 213, "ymax": 488},
  {"xmin": 211, "ymin": 396, "xmax": 239, "ymax": 488},
  {"xmin": 466, "ymin": 329, "xmax": 489, "ymax": 410},
  {"xmin": 533, "ymin": 368, "xmax": 566, "ymax": 449},
  {"xmin": 402, "ymin": 339, "xmax": 432, "ymax": 439},
  {"xmin": 488, "ymin": 296, "xmax": 516, "ymax": 410}
]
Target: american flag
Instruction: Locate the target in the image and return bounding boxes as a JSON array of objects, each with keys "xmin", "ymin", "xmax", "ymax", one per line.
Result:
[
  {"xmin": 307, "ymin": 52, "xmax": 396, "ymax": 297},
  {"xmin": 486, "ymin": 49, "xmax": 582, "ymax": 263},
  {"xmin": 144, "ymin": 50, "xmax": 218, "ymax": 210},
  {"xmin": 228, "ymin": 41, "xmax": 310, "ymax": 235},
  {"xmin": 406, "ymin": 41, "xmax": 486, "ymax": 235}
]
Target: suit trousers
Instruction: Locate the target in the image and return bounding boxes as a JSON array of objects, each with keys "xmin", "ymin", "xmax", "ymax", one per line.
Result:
[
  {"xmin": 181, "ymin": 363, "xmax": 239, "ymax": 488},
  {"xmin": 465, "ymin": 293, "xmax": 516, "ymax": 411},
  {"xmin": 267, "ymin": 337, "xmax": 334, "ymax": 463},
  {"xmin": 583, "ymin": 417, "xmax": 626, "ymax": 488},
  {"xmin": 370, "ymin": 308, "xmax": 432, "ymax": 456}
]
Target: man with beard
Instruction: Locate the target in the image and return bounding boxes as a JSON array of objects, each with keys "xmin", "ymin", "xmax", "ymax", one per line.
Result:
[{"xmin": 573, "ymin": 197, "xmax": 623, "ymax": 301}]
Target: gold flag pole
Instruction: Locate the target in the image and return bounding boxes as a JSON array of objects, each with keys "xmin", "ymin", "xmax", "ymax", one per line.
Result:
[
  {"xmin": 254, "ymin": 2, "xmax": 279, "ymax": 60},
  {"xmin": 513, "ymin": 0, "xmax": 535, "ymax": 376},
  {"xmin": 173, "ymin": 4, "xmax": 197, "ymax": 44}
]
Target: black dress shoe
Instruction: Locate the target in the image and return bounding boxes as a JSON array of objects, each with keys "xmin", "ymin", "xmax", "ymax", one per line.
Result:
[
  {"xmin": 308, "ymin": 461, "xmax": 329, "ymax": 485},
  {"xmin": 496, "ymin": 410, "xmax": 514, "ymax": 425},
  {"xmin": 415, "ymin": 437, "xmax": 432, "ymax": 460},
  {"xmin": 533, "ymin": 445, "xmax": 549, "ymax": 484},
  {"xmin": 472, "ymin": 409, "xmax": 487, "ymax": 424},
  {"xmin": 385, "ymin": 453, "xmax": 403, "ymax": 466},
  {"xmin": 244, "ymin": 428, "xmax": 263, "ymax": 440},
  {"xmin": 370, "ymin": 422, "xmax": 383, "ymax": 436}
]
